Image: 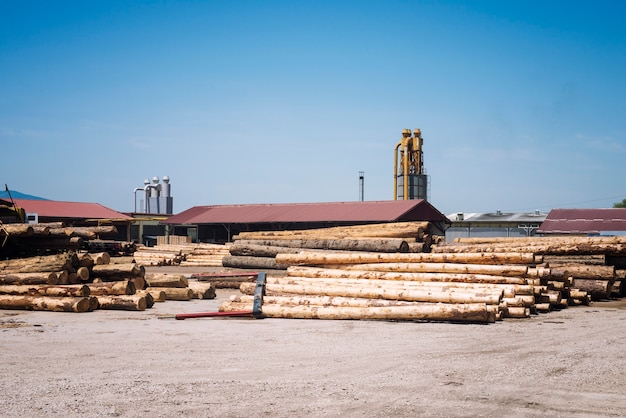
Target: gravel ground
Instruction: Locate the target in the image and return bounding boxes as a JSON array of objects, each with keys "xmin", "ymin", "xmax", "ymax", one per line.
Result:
[{"xmin": 1, "ymin": 266, "xmax": 625, "ymax": 417}]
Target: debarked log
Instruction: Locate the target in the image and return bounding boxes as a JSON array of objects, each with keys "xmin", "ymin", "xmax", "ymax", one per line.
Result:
[
  {"xmin": 220, "ymin": 301, "xmax": 496, "ymax": 323},
  {"xmin": 231, "ymin": 238, "xmax": 411, "ymax": 254},
  {"xmin": 0, "ymin": 295, "xmax": 91, "ymax": 312},
  {"xmin": 187, "ymin": 281, "xmax": 216, "ymax": 299}
]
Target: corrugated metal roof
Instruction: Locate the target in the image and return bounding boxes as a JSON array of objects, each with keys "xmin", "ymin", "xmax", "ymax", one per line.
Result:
[
  {"xmin": 13, "ymin": 198, "xmax": 133, "ymax": 220},
  {"xmin": 537, "ymin": 208, "xmax": 626, "ymax": 234},
  {"xmin": 163, "ymin": 200, "xmax": 449, "ymax": 225}
]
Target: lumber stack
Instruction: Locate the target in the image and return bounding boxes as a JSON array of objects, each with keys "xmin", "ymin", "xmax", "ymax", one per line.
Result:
[
  {"xmin": 223, "ymin": 221, "xmax": 436, "ymax": 270},
  {"xmin": 133, "ymin": 243, "xmax": 230, "ymax": 267}
]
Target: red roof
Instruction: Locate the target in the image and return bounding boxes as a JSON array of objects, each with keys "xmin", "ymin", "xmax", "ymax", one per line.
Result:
[
  {"xmin": 163, "ymin": 200, "xmax": 449, "ymax": 225},
  {"xmin": 13, "ymin": 198, "xmax": 132, "ymax": 220},
  {"xmin": 538, "ymin": 208, "xmax": 626, "ymax": 234}
]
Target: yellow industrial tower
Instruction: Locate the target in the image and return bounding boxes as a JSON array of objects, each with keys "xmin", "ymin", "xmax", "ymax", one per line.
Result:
[{"xmin": 393, "ymin": 128, "xmax": 428, "ymax": 200}]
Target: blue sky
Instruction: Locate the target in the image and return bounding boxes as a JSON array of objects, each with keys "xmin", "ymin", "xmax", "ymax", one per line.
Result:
[{"xmin": 1, "ymin": 0, "xmax": 625, "ymax": 215}]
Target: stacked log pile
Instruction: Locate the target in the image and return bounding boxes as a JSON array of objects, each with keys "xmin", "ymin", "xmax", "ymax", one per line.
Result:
[
  {"xmin": 143, "ymin": 273, "xmax": 216, "ymax": 301},
  {"xmin": 435, "ymin": 236, "xmax": 626, "ymax": 301},
  {"xmin": 133, "ymin": 243, "xmax": 230, "ymax": 267},
  {"xmin": 0, "ymin": 251, "xmax": 150, "ymax": 312},
  {"xmin": 0, "ymin": 223, "xmax": 120, "ymax": 257},
  {"xmin": 223, "ymin": 221, "xmax": 435, "ymax": 270},
  {"xmin": 219, "ymin": 225, "xmax": 626, "ymax": 323}
]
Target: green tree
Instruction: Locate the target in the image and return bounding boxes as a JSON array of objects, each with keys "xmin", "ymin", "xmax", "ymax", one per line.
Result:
[{"xmin": 614, "ymin": 198, "xmax": 626, "ymax": 208}]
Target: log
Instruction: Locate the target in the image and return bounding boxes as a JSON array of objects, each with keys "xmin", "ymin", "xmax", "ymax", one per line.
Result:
[
  {"xmin": 229, "ymin": 243, "xmax": 311, "ymax": 257},
  {"xmin": 0, "ymin": 271, "xmax": 59, "ymax": 285},
  {"xmin": 91, "ymin": 263, "xmax": 145, "ymax": 278},
  {"xmin": 503, "ymin": 306, "xmax": 531, "ymax": 318},
  {"xmin": 271, "ymin": 276, "xmax": 527, "ymax": 298},
  {"xmin": 287, "ymin": 266, "xmax": 529, "ymax": 285},
  {"xmin": 231, "ymin": 238, "xmax": 410, "ymax": 253},
  {"xmin": 95, "ymin": 295, "xmax": 147, "ymax": 311},
  {"xmin": 222, "ymin": 255, "xmax": 287, "ymax": 270},
  {"xmin": 573, "ymin": 278, "xmax": 615, "ymax": 300},
  {"xmin": 220, "ymin": 301, "xmax": 495, "ymax": 323},
  {"xmin": 66, "ymin": 226, "xmax": 118, "ymax": 239},
  {"xmin": 86, "ymin": 281, "xmax": 136, "ymax": 296},
  {"xmin": 188, "ymin": 281, "xmax": 216, "ymax": 299},
  {"xmin": 0, "ymin": 253, "xmax": 78, "ymax": 274},
  {"xmin": 0, "ymin": 295, "xmax": 91, "ymax": 312},
  {"xmin": 0, "ymin": 224, "xmax": 34, "ymax": 237},
  {"xmin": 0, "ymin": 284, "xmax": 89, "ymax": 297},
  {"xmin": 545, "ymin": 264, "xmax": 615, "ymax": 280},
  {"xmin": 144, "ymin": 274, "xmax": 188, "ymax": 288},
  {"xmin": 153, "ymin": 287, "xmax": 194, "ymax": 301},
  {"xmin": 337, "ymin": 262, "xmax": 529, "ymax": 277},
  {"xmin": 136, "ymin": 289, "xmax": 166, "ymax": 302},
  {"xmin": 239, "ymin": 282, "xmax": 503, "ymax": 305},
  {"xmin": 275, "ymin": 251, "xmax": 539, "ymax": 266}
]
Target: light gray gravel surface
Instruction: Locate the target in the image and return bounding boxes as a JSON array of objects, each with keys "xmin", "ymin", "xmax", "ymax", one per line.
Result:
[{"xmin": 1, "ymin": 267, "xmax": 625, "ymax": 417}]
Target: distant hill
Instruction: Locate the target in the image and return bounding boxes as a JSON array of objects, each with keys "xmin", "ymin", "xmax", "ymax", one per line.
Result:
[{"xmin": 0, "ymin": 190, "xmax": 48, "ymax": 200}]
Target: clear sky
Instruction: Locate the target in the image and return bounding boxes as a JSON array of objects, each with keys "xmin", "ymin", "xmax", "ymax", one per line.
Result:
[{"xmin": 1, "ymin": 0, "xmax": 625, "ymax": 215}]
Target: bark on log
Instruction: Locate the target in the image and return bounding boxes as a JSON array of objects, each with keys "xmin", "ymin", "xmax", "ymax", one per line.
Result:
[
  {"xmin": 0, "ymin": 284, "xmax": 89, "ymax": 297},
  {"xmin": 573, "ymin": 278, "xmax": 615, "ymax": 300},
  {"xmin": 545, "ymin": 264, "xmax": 615, "ymax": 280},
  {"xmin": 86, "ymin": 281, "xmax": 136, "ymax": 296},
  {"xmin": 95, "ymin": 295, "xmax": 147, "ymax": 311},
  {"xmin": 91, "ymin": 263, "xmax": 145, "ymax": 278},
  {"xmin": 151, "ymin": 287, "xmax": 194, "ymax": 301},
  {"xmin": 231, "ymin": 238, "xmax": 410, "ymax": 253},
  {"xmin": 0, "ymin": 224, "xmax": 34, "ymax": 237},
  {"xmin": 222, "ymin": 255, "xmax": 287, "ymax": 270},
  {"xmin": 0, "ymin": 253, "xmax": 78, "ymax": 274},
  {"xmin": 337, "ymin": 262, "xmax": 529, "ymax": 277},
  {"xmin": 239, "ymin": 282, "xmax": 503, "ymax": 305},
  {"xmin": 0, "ymin": 272, "xmax": 59, "ymax": 285},
  {"xmin": 0, "ymin": 295, "xmax": 91, "ymax": 312},
  {"xmin": 287, "ymin": 266, "xmax": 529, "ymax": 285},
  {"xmin": 220, "ymin": 301, "xmax": 495, "ymax": 323},
  {"xmin": 144, "ymin": 274, "xmax": 189, "ymax": 288},
  {"xmin": 275, "ymin": 251, "xmax": 539, "ymax": 266},
  {"xmin": 188, "ymin": 281, "xmax": 216, "ymax": 299},
  {"xmin": 136, "ymin": 289, "xmax": 166, "ymax": 302}
]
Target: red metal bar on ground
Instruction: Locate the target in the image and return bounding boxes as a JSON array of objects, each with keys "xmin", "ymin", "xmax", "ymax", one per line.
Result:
[{"xmin": 175, "ymin": 310, "xmax": 253, "ymax": 320}]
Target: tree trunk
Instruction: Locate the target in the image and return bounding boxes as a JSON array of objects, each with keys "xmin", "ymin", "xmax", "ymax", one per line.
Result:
[
  {"xmin": 144, "ymin": 274, "xmax": 188, "ymax": 288},
  {"xmin": 275, "ymin": 250, "xmax": 539, "ymax": 266},
  {"xmin": 0, "ymin": 271, "xmax": 59, "ymax": 285},
  {"xmin": 150, "ymin": 287, "xmax": 194, "ymax": 301},
  {"xmin": 136, "ymin": 289, "xmax": 166, "ymax": 302},
  {"xmin": 573, "ymin": 278, "xmax": 615, "ymax": 300},
  {"xmin": 239, "ymin": 281, "xmax": 503, "ymax": 305},
  {"xmin": 336, "ymin": 262, "xmax": 529, "ymax": 277},
  {"xmin": 0, "ymin": 284, "xmax": 89, "ymax": 297},
  {"xmin": 220, "ymin": 301, "xmax": 495, "ymax": 323},
  {"xmin": 0, "ymin": 253, "xmax": 78, "ymax": 274},
  {"xmin": 0, "ymin": 295, "xmax": 91, "ymax": 312},
  {"xmin": 92, "ymin": 263, "xmax": 145, "ymax": 278},
  {"xmin": 232, "ymin": 238, "xmax": 410, "ymax": 253},
  {"xmin": 188, "ymin": 281, "xmax": 216, "ymax": 299},
  {"xmin": 286, "ymin": 266, "xmax": 529, "ymax": 285},
  {"xmin": 95, "ymin": 295, "xmax": 147, "ymax": 311},
  {"xmin": 86, "ymin": 281, "xmax": 136, "ymax": 296},
  {"xmin": 222, "ymin": 255, "xmax": 287, "ymax": 270}
]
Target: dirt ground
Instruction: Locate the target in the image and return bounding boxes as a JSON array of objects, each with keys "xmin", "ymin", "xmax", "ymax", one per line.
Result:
[{"xmin": 1, "ymin": 266, "xmax": 626, "ymax": 417}]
